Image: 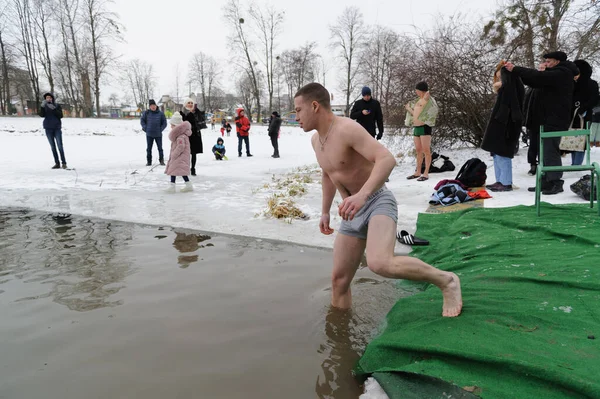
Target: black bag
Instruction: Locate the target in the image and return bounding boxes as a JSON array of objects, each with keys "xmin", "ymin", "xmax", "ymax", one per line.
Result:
[
  {"xmin": 570, "ymin": 175, "xmax": 597, "ymax": 201},
  {"xmin": 196, "ymin": 110, "xmax": 208, "ymax": 130},
  {"xmin": 455, "ymin": 158, "xmax": 487, "ymax": 188},
  {"xmin": 421, "ymin": 153, "xmax": 456, "ymax": 174}
]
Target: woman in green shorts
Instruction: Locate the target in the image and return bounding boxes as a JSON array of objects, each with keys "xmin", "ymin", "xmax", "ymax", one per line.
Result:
[{"xmin": 405, "ymin": 82, "xmax": 438, "ymax": 181}]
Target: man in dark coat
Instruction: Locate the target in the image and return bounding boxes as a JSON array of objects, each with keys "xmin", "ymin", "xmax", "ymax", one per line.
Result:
[
  {"xmin": 570, "ymin": 59, "xmax": 599, "ymax": 165},
  {"xmin": 505, "ymin": 51, "xmax": 579, "ymax": 195},
  {"xmin": 522, "ymin": 62, "xmax": 546, "ymax": 175},
  {"xmin": 38, "ymin": 92, "xmax": 66, "ymax": 169},
  {"xmin": 140, "ymin": 99, "xmax": 167, "ymax": 166},
  {"xmin": 268, "ymin": 111, "xmax": 283, "ymax": 158},
  {"xmin": 350, "ymin": 86, "xmax": 384, "ymax": 140}
]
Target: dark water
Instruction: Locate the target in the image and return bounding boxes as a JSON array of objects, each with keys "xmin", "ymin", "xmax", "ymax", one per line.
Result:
[{"xmin": 0, "ymin": 208, "xmax": 406, "ymax": 399}]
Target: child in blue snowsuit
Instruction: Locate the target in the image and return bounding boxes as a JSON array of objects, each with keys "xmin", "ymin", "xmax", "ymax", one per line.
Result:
[{"xmin": 212, "ymin": 137, "xmax": 226, "ymax": 160}]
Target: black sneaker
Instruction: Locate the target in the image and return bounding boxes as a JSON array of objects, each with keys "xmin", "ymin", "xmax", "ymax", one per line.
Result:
[
  {"xmin": 51, "ymin": 164, "xmax": 60, "ymax": 169},
  {"xmin": 247, "ymin": 154, "xmax": 253, "ymax": 157},
  {"xmin": 238, "ymin": 153, "xmax": 242, "ymax": 157},
  {"xmin": 61, "ymin": 163, "xmax": 67, "ymax": 169},
  {"xmin": 489, "ymin": 184, "xmax": 513, "ymax": 192},
  {"xmin": 527, "ymin": 165, "xmax": 537, "ymax": 176},
  {"xmin": 159, "ymin": 160, "xmax": 165, "ymax": 166}
]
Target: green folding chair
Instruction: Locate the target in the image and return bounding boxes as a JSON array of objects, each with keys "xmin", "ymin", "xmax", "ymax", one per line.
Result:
[{"xmin": 535, "ymin": 125, "xmax": 600, "ymax": 216}]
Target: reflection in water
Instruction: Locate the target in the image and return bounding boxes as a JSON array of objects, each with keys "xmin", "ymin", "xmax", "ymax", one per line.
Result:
[
  {"xmin": 0, "ymin": 209, "xmax": 134, "ymax": 311},
  {"xmin": 315, "ymin": 307, "xmax": 366, "ymax": 399},
  {"xmin": 172, "ymin": 231, "xmax": 212, "ymax": 268}
]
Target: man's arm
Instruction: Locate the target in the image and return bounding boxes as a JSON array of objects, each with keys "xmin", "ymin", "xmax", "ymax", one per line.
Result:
[
  {"xmin": 350, "ymin": 123, "xmax": 396, "ymax": 198},
  {"xmin": 160, "ymin": 113, "xmax": 167, "ymax": 132},
  {"xmin": 509, "ymin": 65, "xmax": 562, "ymax": 88},
  {"xmin": 56, "ymin": 104, "xmax": 63, "ymax": 119},
  {"xmin": 349, "ymin": 101, "xmax": 362, "ymax": 120},
  {"xmin": 321, "ymin": 170, "xmax": 337, "ymax": 215}
]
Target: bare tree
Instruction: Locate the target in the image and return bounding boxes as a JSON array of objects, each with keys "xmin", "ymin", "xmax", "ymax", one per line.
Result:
[
  {"xmin": 0, "ymin": 4, "xmax": 13, "ymax": 114},
  {"xmin": 121, "ymin": 58, "xmax": 154, "ymax": 108},
  {"xmin": 188, "ymin": 52, "xmax": 221, "ymax": 111},
  {"xmin": 330, "ymin": 6, "xmax": 366, "ymax": 116},
  {"xmin": 223, "ymin": 0, "xmax": 261, "ymax": 121},
  {"xmin": 108, "ymin": 92, "xmax": 118, "ymax": 107},
  {"xmin": 31, "ymin": 0, "xmax": 54, "ymax": 94},
  {"xmin": 249, "ymin": 4, "xmax": 284, "ymax": 114},
  {"xmin": 237, "ymin": 73, "xmax": 254, "ymax": 117},
  {"xmin": 279, "ymin": 42, "xmax": 319, "ymax": 109},
  {"xmin": 13, "ymin": 0, "xmax": 41, "ymax": 111},
  {"xmin": 82, "ymin": 0, "xmax": 122, "ymax": 117}
]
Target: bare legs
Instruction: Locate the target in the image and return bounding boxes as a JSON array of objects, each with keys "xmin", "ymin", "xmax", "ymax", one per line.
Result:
[
  {"xmin": 413, "ymin": 135, "xmax": 432, "ymax": 178},
  {"xmin": 331, "ymin": 215, "xmax": 463, "ymax": 317}
]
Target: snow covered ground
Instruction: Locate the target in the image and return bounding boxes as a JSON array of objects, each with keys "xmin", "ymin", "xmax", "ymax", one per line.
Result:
[{"xmin": 1, "ymin": 116, "xmax": 598, "ymax": 250}]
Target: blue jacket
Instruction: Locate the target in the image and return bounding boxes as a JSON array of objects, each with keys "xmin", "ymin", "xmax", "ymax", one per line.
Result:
[
  {"xmin": 38, "ymin": 93, "xmax": 63, "ymax": 130},
  {"xmin": 141, "ymin": 109, "xmax": 167, "ymax": 137},
  {"xmin": 212, "ymin": 143, "xmax": 226, "ymax": 156}
]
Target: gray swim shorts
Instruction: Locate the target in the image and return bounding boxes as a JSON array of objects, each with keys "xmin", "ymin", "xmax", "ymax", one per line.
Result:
[{"xmin": 339, "ymin": 186, "xmax": 398, "ymax": 240}]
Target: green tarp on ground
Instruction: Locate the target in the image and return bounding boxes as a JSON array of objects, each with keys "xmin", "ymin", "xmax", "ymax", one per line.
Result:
[{"xmin": 356, "ymin": 203, "xmax": 600, "ymax": 399}]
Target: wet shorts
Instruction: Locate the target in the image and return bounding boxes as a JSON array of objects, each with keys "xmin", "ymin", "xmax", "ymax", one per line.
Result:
[
  {"xmin": 413, "ymin": 125, "xmax": 432, "ymax": 137},
  {"xmin": 339, "ymin": 186, "xmax": 398, "ymax": 240}
]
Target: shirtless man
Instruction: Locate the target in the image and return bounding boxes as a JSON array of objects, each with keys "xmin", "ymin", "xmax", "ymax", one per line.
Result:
[
  {"xmin": 294, "ymin": 83, "xmax": 462, "ymax": 317},
  {"xmin": 405, "ymin": 81, "xmax": 433, "ymax": 181}
]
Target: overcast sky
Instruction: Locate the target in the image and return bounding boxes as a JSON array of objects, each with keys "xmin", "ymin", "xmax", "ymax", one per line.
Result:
[{"xmin": 106, "ymin": 0, "xmax": 499, "ymax": 105}]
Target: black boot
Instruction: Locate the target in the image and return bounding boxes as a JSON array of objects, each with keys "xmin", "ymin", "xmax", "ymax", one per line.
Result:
[
  {"xmin": 159, "ymin": 159, "xmax": 165, "ymax": 166},
  {"xmin": 191, "ymin": 168, "xmax": 196, "ymax": 176},
  {"xmin": 528, "ymin": 181, "xmax": 553, "ymax": 192},
  {"xmin": 146, "ymin": 159, "xmax": 151, "ymax": 166},
  {"xmin": 62, "ymin": 163, "xmax": 67, "ymax": 169},
  {"xmin": 527, "ymin": 164, "xmax": 537, "ymax": 176},
  {"xmin": 52, "ymin": 163, "xmax": 60, "ymax": 169},
  {"xmin": 542, "ymin": 180, "xmax": 564, "ymax": 195}
]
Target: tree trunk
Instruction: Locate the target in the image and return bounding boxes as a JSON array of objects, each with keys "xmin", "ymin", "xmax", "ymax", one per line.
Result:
[{"xmin": 0, "ymin": 31, "xmax": 10, "ymax": 115}]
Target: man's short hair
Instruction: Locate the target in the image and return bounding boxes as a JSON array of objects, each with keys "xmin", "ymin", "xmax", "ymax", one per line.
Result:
[{"xmin": 294, "ymin": 83, "xmax": 331, "ymax": 110}]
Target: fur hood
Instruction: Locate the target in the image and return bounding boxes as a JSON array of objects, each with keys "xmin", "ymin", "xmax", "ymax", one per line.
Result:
[{"xmin": 169, "ymin": 121, "xmax": 192, "ymax": 141}]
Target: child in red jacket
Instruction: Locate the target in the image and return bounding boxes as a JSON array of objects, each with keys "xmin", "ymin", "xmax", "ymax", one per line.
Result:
[{"xmin": 235, "ymin": 108, "xmax": 252, "ymax": 157}]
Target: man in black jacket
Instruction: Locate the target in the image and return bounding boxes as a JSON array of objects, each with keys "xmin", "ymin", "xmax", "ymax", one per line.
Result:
[
  {"xmin": 506, "ymin": 51, "xmax": 579, "ymax": 195},
  {"xmin": 268, "ymin": 111, "xmax": 283, "ymax": 158},
  {"xmin": 350, "ymin": 86, "xmax": 384, "ymax": 140},
  {"xmin": 38, "ymin": 92, "xmax": 66, "ymax": 169}
]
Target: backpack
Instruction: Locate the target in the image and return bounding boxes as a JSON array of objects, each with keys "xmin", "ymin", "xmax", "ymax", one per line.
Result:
[{"xmin": 455, "ymin": 158, "xmax": 487, "ymax": 188}]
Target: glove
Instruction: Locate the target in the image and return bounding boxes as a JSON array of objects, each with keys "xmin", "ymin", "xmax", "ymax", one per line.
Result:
[{"xmin": 41, "ymin": 100, "xmax": 47, "ymax": 108}]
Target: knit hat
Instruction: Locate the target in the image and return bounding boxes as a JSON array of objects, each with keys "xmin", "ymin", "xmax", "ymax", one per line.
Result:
[
  {"xmin": 183, "ymin": 97, "xmax": 195, "ymax": 106},
  {"xmin": 169, "ymin": 112, "xmax": 183, "ymax": 126},
  {"xmin": 361, "ymin": 86, "xmax": 372, "ymax": 96},
  {"xmin": 543, "ymin": 51, "xmax": 568, "ymax": 62},
  {"xmin": 272, "ymin": 111, "xmax": 280, "ymax": 118},
  {"xmin": 149, "ymin": 99, "xmax": 156, "ymax": 107},
  {"xmin": 415, "ymin": 81, "xmax": 429, "ymax": 92}
]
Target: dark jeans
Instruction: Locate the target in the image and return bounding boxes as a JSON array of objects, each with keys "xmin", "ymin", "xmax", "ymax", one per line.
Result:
[
  {"xmin": 527, "ymin": 127, "xmax": 539, "ymax": 166},
  {"xmin": 542, "ymin": 129, "xmax": 562, "ymax": 183},
  {"xmin": 146, "ymin": 136, "xmax": 164, "ymax": 163},
  {"xmin": 45, "ymin": 129, "xmax": 66, "ymax": 164},
  {"xmin": 170, "ymin": 175, "xmax": 189, "ymax": 183},
  {"xmin": 238, "ymin": 136, "xmax": 250, "ymax": 155},
  {"xmin": 270, "ymin": 135, "xmax": 279, "ymax": 156}
]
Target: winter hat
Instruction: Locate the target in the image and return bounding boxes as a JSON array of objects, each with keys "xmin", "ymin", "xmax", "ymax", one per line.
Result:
[
  {"xmin": 272, "ymin": 111, "xmax": 280, "ymax": 118},
  {"xmin": 169, "ymin": 112, "xmax": 183, "ymax": 126},
  {"xmin": 149, "ymin": 99, "xmax": 156, "ymax": 106},
  {"xmin": 361, "ymin": 86, "xmax": 372, "ymax": 96},
  {"xmin": 217, "ymin": 137, "xmax": 224, "ymax": 144},
  {"xmin": 183, "ymin": 97, "xmax": 195, "ymax": 106},
  {"xmin": 415, "ymin": 81, "xmax": 429, "ymax": 92},
  {"xmin": 543, "ymin": 51, "xmax": 568, "ymax": 62}
]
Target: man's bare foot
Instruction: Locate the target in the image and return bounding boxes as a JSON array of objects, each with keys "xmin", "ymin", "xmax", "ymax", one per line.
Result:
[{"xmin": 441, "ymin": 272, "xmax": 462, "ymax": 317}]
